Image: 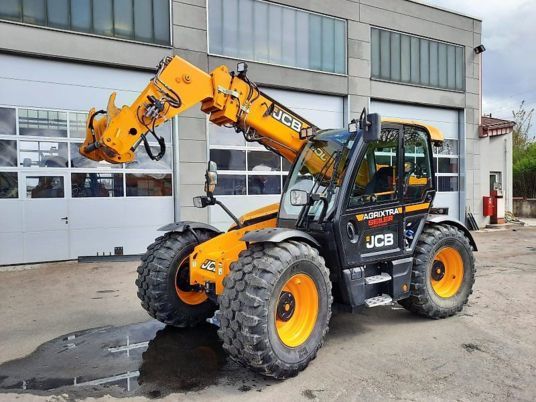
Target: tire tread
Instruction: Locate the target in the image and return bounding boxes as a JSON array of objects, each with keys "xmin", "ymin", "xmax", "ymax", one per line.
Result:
[
  {"xmin": 218, "ymin": 240, "xmax": 332, "ymax": 379},
  {"xmin": 399, "ymin": 223, "xmax": 476, "ymax": 319},
  {"xmin": 136, "ymin": 230, "xmax": 216, "ymax": 327}
]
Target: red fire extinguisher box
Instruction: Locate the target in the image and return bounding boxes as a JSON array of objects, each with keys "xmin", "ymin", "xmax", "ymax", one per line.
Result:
[{"xmin": 483, "ymin": 196, "xmax": 494, "ymax": 217}]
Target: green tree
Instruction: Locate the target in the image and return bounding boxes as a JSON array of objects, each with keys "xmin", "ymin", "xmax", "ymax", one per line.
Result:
[
  {"xmin": 512, "ymin": 101, "xmax": 534, "ymax": 162},
  {"xmin": 512, "ymin": 101, "xmax": 536, "ymax": 197}
]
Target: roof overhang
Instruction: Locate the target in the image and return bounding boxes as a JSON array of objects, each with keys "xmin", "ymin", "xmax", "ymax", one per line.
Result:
[{"xmin": 480, "ymin": 117, "xmax": 515, "ymax": 138}]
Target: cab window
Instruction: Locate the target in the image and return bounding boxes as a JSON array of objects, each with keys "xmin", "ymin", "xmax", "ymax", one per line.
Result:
[
  {"xmin": 348, "ymin": 128, "xmax": 399, "ymax": 209},
  {"xmin": 403, "ymin": 126, "xmax": 433, "ymax": 203}
]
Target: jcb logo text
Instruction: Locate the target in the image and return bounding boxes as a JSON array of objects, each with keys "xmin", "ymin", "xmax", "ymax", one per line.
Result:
[
  {"xmin": 272, "ymin": 105, "xmax": 303, "ymax": 133},
  {"xmin": 201, "ymin": 259, "xmax": 216, "ymax": 272},
  {"xmin": 365, "ymin": 233, "xmax": 394, "ymax": 249}
]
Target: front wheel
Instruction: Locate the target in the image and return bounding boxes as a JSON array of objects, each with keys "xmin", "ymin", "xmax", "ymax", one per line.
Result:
[
  {"xmin": 136, "ymin": 230, "xmax": 217, "ymax": 327},
  {"xmin": 218, "ymin": 241, "xmax": 332, "ymax": 379},
  {"xmin": 399, "ymin": 223, "xmax": 476, "ymax": 319}
]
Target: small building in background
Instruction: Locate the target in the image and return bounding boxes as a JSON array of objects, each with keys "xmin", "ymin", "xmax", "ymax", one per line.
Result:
[{"xmin": 479, "ymin": 116, "xmax": 515, "ymax": 225}]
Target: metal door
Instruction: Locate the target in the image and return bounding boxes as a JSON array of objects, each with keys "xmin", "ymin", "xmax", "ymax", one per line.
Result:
[{"xmin": 21, "ymin": 172, "xmax": 70, "ymax": 263}]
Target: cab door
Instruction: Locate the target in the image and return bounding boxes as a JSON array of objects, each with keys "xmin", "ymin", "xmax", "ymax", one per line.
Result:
[{"xmin": 337, "ymin": 125, "xmax": 405, "ymax": 268}]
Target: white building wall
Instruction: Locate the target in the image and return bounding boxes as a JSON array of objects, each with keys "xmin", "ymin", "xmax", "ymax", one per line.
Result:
[
  {"xmin": 478, "ymin": 134, "xmax": 513, "ymax": 225},
  {"xmin": 0, "ymin": 54, "xmax": 174, "ymax": 265}
]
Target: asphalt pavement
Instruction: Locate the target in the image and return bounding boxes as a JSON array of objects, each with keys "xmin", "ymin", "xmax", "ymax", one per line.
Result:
[{"xmin": 0, "ymin": 227, "xmax": 535, "ymax": 401}]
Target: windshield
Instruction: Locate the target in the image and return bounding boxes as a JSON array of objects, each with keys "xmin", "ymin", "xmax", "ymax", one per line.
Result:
[{"xmin": 279, "ymin": 129, "xmax": 356, "ymax": 222}]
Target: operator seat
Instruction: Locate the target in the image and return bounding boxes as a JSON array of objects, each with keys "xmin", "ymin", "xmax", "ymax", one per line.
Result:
[{"xmin": 365, "ymin": 166, "xmax": 394, "ymax": 195}]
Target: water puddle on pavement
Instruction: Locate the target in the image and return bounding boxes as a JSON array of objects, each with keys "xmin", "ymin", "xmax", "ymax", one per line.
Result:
[{"xmin": 0, "ymin": 321, "xmax": 274, "ymax": 398}]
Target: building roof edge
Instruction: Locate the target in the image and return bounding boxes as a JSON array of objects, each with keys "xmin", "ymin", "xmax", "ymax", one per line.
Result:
[{"xmin": 406, "ymin": 0, "xmax": 483, "ymax": 22}]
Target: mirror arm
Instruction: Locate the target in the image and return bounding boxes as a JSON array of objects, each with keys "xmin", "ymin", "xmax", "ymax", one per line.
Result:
[
  {"xmin": 316, "ymin": 197, "xmax": 329, "ymax": 224},
  {"xmin": 296, "ymin": 202, "xmax": 309, "ymax": 229},
  {"xmin": 214, "ymin": 198, "xmax": 242, "ymax": 228}
]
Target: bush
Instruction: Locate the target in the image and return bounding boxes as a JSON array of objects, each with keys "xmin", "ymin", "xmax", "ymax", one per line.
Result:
[{"xmin": 513, "ymin": 143, "xmax": 536, "ymax": 198}]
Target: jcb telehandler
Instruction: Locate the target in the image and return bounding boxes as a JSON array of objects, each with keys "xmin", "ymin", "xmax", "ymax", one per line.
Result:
[{"xmin": 81, "ymin": 56, "xmax": 476, "ymax": 379}]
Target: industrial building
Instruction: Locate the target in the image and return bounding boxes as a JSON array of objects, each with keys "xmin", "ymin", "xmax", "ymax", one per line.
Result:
[{"xmin": 0, "ymin": 0, "xmax": 504, "ymax": 265}]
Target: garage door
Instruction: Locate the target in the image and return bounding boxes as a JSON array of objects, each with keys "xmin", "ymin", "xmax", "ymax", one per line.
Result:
[
  {"xmin": 209, "ymin": 88, "xmax": 344, "ymax": 230},
  {"xmin": 0, "ymin": 54, "xmax": 174, "ymax": 265},
  {"xmin": 371, "ymin": 101, "xmax": 461, "ymax": 221}
]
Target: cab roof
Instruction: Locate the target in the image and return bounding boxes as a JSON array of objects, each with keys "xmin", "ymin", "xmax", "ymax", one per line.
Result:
[{"xmin": 383, "ymin": 117, "xmax": 444, "ymax": 143}]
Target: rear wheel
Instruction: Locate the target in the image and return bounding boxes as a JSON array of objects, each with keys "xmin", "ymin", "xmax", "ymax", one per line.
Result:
[
  {"xmin": 136, "ymin": 230, "xmax": 217, "ymax": 327},
  {"xmin": 218, "ymin": 240, "xmax": 332, "ymax": 379},
  {"xmin": 399, "ymin": 224, "xmax": 475, "ymax": 319}
]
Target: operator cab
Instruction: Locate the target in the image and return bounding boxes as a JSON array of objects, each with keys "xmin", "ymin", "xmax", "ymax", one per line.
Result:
[{"xmin": 278, "ymin": 113, "xmax": 437, "ymax": 272}]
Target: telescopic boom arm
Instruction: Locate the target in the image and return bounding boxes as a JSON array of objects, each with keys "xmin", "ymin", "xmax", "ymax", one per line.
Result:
[{"xmin": 80, "ymin": 56, "xmax": 317, "ymax": 164}]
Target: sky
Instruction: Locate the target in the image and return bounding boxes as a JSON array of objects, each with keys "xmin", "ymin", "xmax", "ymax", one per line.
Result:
[{"xmin": 430, "ymin": 0, "xmax": 536, "ymax": 122}]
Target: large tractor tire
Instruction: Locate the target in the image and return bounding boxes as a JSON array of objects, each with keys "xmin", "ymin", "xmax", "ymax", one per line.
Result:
[
  {"xmin": 399, "ymin": 223, "xmax": 475, "ymax": 319},
  {"xmin": 136, "ymin": 230, "xmax": 217, "ymax": 327},
  {"xmin": 218, "ymin": 240, "xmax": 332, "ymax": 379}
]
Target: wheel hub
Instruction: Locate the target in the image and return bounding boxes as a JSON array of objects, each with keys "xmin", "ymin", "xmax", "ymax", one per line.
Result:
[
  {"xmin": 174, "ymin": 256, "xmax": 207, "ymax": 305},
  {"xmin": 430, "ymin": 246, "xmax": 465, "ymax": 299},
  {"xmin": 277, "ymin": 291, "xmax": 296, "ymax": 322},
  {"xmin": 176, "ymin": 263, "xmax": 194, "ymax": 292},
  {"xmin": 431, "ymin": 260, "xmax": 446, "ymax": 281}
]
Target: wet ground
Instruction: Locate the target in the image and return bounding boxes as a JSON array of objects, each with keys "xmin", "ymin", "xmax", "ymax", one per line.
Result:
[
  {"xmin": 0, "ymin": 321, "xmax": 274, "ymax": 399},
  {"xmin": 0, "ymin": 227, "xmax": 535, "ymax": 401}
]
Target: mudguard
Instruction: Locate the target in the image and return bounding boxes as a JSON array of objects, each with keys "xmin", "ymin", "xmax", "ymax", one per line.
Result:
[
  {"xmin": 427, "ymin": 215, "xmax": 478, "ymax": 251},
  {"xmin": 241, "ymin": 227, "xmax": 320, "ymax": 247},
  {"xmin": 158, "ymin": 221, "xmax": 222, "ymax": 235}
]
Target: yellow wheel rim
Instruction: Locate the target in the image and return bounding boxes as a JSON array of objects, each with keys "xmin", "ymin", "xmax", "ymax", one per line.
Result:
[
  {"xmin": 430, "ymin": 246, "xmax": 464, "ymax": 298},
  {"xmin": 175, "ymin": 256, "xmax": 207, "ymax": 306},
  {"xmin": 275, "ymin": 273, "xmax": 319, "ymax": 348}
]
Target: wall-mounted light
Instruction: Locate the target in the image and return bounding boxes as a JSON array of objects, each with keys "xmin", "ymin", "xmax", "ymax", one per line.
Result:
[
  {"xmin": 237, "ymin": 61, "xmax": 248, "ymax": 74},
  {"xmin": 474, "ymin": 44, "xmax": 486, "ymax": 54}
]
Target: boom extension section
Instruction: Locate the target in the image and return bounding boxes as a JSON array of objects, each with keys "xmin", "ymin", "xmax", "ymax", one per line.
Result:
[{"xmin": 81, "ymin": 56, "xmax": 317, "ymax": 164}]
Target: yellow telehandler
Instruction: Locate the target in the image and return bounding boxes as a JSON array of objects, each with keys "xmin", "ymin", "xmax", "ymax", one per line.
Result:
[{"xmin": 80, "ymin": 56, "xmax": 476, "ymax": 379}]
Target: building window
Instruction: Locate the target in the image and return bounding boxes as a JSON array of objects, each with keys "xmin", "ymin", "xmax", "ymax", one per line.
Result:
[
  {"xmin": 0, "ymin": 107, "xmax": 16, "ymax": 135},
  {"xmin": 434, "ymin": 139, "xmax": 459, "ymax": 192},
  {"xmin": 70, "ymin": 142, "xmax": 121, "ymax": 169},
  {"xmin": 0, "ymin": 0, "xmax": 170, "ymax": 45},
  {"xmin": 19, "ymin": 140, "xmax": 69, "ymax": 168},
  {"xmin": 0, "ymin": 105, "xmax": 173, "ymax": 199},
  {"xmin": 69, "ymin": 112, "xmax": 88, "ymax": 138},
  {"xmin": 19, "ymin": 109, "xmax": 68, "ymax": 137},
  {"xmin": 0, "ymin": 140, "xmax": 18, "ymax": 167},
  {"xmin": 208, "ymin": 123, "xmax": 289, "ymax": 196},
  {"xmin": 371, "ymin": 28, "xmax": 464, "ymax": 91},
  {"xmin": 0, "ymin": 172, "xmax": 18, "ymax": 198},
  {"xmin": 26, "ymin": 175, "xmax": 65, "ymax": 198},
  {"xmin": 208, "ymin": 0, "xmax": 346, "ymax": 74},
  {"xmin": 126, "ymin": 173, "xmax": 172, "ymax": 196},
  {"xmin": 72, "ymin": 172, "xmax": 124, "ymax": 197}
]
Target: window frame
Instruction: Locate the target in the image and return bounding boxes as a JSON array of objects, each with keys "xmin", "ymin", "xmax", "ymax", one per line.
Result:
[
  {"xmin": 207, "ymin": 0, "xmax": 348, "ymax": 76},
  {"xmin": 23, "ymin": 173, "xmax": 66, "ymax": 199},
  {"xmin": 371, "ymin": 27, "xmax": 465, "ymax": 93},
  {"xmin": 0, "ymin": 171, "xmax": 19, "ymax": 199},
  {"xmin": 345, "ymin": 125, "xmax": 404, "ymax": 212},
  {"xmin": 208, "ymin": 123, "xmax": 290, "ymax": 197},
  {"xmin": 433, "ymin": 139, "xmax": 460, "ymax": 193},
  {"xmin": 0, "ymin": 0, "xmax": 172, "ymax": 47},
  {"xmin": 0, "ymin": 103, "xmax": 174, "ymax": 200},
  {"xmin": 402, "ymin": 125, "xmax": 435, "ymax": 203}
]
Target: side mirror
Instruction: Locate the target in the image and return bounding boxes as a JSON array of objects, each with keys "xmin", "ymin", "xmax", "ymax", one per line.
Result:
[
  {"xmin": 289, "ymin": 189, "xmax": 310, "ymax": 206},
  {"xmin": 205, "ymin": 161, "xmax": 218, "ymax": 196},
  {"xmin": 193, "ymin": 196, "xmax": 215, "ymax": 208},
  {"xmin": 357, "ymin": 108, "xmax": 381, "ymax": 143}
]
